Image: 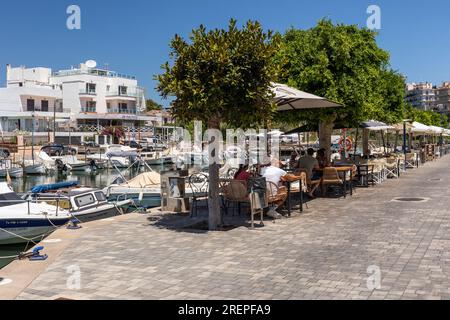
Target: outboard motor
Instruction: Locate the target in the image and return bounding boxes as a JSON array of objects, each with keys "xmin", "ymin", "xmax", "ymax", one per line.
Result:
[
  {"xmin": 89, "ymin": 159, "xmax": 99, "ymax": 171},
  {"xmin": 55, "ymin": 159, "xmax": 69, "ymax": 172}
]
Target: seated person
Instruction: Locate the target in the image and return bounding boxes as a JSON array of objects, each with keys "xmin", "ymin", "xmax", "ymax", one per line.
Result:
[
  {"xmin": 288, "ymin": 151, "xmax": 299, "ymax": 169},
  {"xmin": 316, "ymin": 148, "xmax": 330, "ymax": 168},
  {"xmin": 297, "ymin": 148, "xmax": 321, "ymax": 180},
  {"xmin": 233, "ymin": 164, "xmax": 251, "ymax": 182},
  {"xmin": 261, "ymin": 158, "xmax": 288, "ymax": 217}
]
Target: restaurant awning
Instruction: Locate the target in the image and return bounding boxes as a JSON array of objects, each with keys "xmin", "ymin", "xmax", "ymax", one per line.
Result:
[
  {"xmin": 411, "ymin": 122, "xmax": 433, "ymax": 134},
  {"xmin": 360, "ymin": 120, "xmax": 394, "ymax": 131},
  {"xmin": 272, "ymin": 83, "xmax": 343, "ymax": 111},
  {"xmin": 283, "ymin": 120, "xmax": 391, "ymax": 135}
]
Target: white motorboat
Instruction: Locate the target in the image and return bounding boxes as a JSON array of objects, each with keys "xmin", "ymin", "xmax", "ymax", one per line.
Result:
[
  {"xmin": 23, "ymin": 182, "xmax": 133, "ymax": 224},
  {"xmin": 54, "ymin": 155, "xmax": 96, "ymax": 172},
  {"xmin": 0, "ymin": 160, "xmax": 23, "ymax": 179},
  {"xmin": 0, "ymin": 183, "xmax": 72, "ymax": 245},
  {"xmin": 88, "ymin": 144, "xmax": 137, "ymax": 168},
  {"xmin": 104, "ymin": 171, "xmax": 208, "ymax": 209},
  {"xmin": 23, "ymin": 160, "xmax": 47, "ymax": 175},
  {"xmin": 104, "ymin": 171, "xmax": 161, "ymax": 208}
]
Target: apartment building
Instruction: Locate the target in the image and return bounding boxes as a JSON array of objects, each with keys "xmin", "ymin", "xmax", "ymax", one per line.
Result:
[
  {"xmin": 0, "ymin": 61, "xmax": 153, "ymax": 137},
  {"xmin": 405, "ymin": 82, "xmax": 436, "ymax": 111}
]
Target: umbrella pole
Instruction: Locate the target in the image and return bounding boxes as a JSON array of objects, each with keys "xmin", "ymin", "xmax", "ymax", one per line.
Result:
[{"xmin": 353, "ymin": 128, "xmax": 359, "ymax": 161}]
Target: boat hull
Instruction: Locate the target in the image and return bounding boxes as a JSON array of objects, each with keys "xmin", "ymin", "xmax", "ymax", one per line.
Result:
[
  {"xmin": 72, "ymin": 205, "xmax": 121, "ymax": 223},
  {"xmin": 0, "ymin": 217, "xmax": 70, "ymax": 245},
  {"xmin": 0, "ymin": 168, "xmax": 23, "ymax": 179},
  {"xmin": 24, "ymin": 164, "xmax": 47, "ymax": 175}
]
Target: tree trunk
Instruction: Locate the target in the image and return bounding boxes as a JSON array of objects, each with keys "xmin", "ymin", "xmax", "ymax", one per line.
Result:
[
  {"xmin": 207, "ymin": 118, "xmax": 221, "ymax": 230},
  {"xmin": 319, "ymin": 119, "xmax": 334, "ymax": 161},
  {"xmin": 362, "ymin": 129, "xmax": 370, "ymax": 157}
]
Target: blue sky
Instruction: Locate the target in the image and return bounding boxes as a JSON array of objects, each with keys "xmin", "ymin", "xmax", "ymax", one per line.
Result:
[{"xmin": 0, "ymin": 0, "xmax": 449, "ymax": 107}]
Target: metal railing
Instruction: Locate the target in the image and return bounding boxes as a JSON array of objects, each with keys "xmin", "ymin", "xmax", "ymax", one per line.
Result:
[
  {"xmin": 53, "ymin": 69, "xmax": 136, "ymax": 80},
  {"xmin": 81, "ymin": 107, "xmax": 97, "ymax": 113},
  {"xmin": 107, "ymin": 108, "xmax": 139, "ymax": 114},
  {"xmin": 79, "ymin": 89, "xmax": 97, "ymax": 95}
]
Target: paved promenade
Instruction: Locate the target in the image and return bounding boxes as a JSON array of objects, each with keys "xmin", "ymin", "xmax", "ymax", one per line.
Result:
[{"xmin": 4, "ymin": 156, "xmax": 450, "ymax": 300}]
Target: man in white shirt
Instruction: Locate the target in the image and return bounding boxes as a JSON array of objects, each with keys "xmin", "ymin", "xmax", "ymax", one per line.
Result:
[
  {"xmin": 261, "ymin": 159, "xmax": 287, "ymax": 187},
  {"xmin": 261, "ymin": 159, "xmax": 288, "ymax": 219}
]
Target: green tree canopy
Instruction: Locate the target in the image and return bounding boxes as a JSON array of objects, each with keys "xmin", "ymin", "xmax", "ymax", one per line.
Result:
[
  {"xmin": 156, "ymin": 19, "xmax": 281, "ymax": 129},
  {"xmin": 405, "ymin": 105, "xmax": 449, "ymax": 127},
  {"xmin": 145, "ymin": 98, "xmax": 163, "ymax": 112},
  {"xmin": 275, "ymin": 19, "xmax": 406, "ymax": 126},
  {"xmin": 156, "ymin": 19, "xmax": 281, "ymax": 230}
]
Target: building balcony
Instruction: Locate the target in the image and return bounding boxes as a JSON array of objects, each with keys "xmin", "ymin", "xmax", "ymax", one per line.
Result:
[
  {"xmin": 81, "ymin": 106, "xmax": 97, "ymax": 113},
  {"xmin": 107, "ymin": 108, "xmax": 139, "ymax": 115},
  {"xmin": 106, "ymin": 91, "xmax": 141, "ymax": 98},
  {"xmin": 79, "ymin": 89, "xmax": 97, "ymax": 96}
]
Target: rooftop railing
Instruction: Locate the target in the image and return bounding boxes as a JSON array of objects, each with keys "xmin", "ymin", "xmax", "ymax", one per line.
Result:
[{"xmin": 53, "ymin": 69, "xmax": 136, "ymax": 80}]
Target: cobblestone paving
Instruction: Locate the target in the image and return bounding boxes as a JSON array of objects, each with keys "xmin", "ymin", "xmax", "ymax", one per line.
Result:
[{"xmin": 16, "ymin": 157, "xmax": 450, "ymax": 300}]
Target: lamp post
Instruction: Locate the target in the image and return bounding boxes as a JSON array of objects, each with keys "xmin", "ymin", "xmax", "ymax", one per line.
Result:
[{"xmin": 403, "ymin": 119, "xmax": 412, "ymax": 169}]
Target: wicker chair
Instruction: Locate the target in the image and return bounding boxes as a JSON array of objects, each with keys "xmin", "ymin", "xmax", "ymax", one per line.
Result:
[
  {"xmin": 321, "ymin": 167, "xmax": 345, "ymax": 197},
  {"xmin": 220, "ymin": 179, "xmax": 250, "ymax": 216},
  {"xmin": 295, "ymin": 168, "xmax": 320, "ymax": 196},
  {"xmin": 265, "ymin": 181, "xmax": 288, "ymax": 209}
]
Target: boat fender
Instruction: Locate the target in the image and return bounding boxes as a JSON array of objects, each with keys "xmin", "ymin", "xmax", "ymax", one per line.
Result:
[
  {"xmin": 138, "ymin": 191, "xmax": 144, "ymax": 201},
  {"xmin": 28, "ymin": 246, "xmax": 48, "ymax": 261},
  {"xmin": 67, "ymin": 219, "xmax": 82, "ymax": 230}
]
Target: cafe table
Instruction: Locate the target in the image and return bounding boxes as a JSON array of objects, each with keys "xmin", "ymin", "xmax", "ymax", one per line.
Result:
[{"xmin": 281, "ymin": 173, "xmax": 305, "ymax": 216}]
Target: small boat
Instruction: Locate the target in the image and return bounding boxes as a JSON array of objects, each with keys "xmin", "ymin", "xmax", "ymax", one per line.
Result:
[
  {"xmin": 23, "ymin": 182, "xmax": 133, "ymax": 223},
  {"xmin": 104, "ymin": 171, "xmax": 161, "ymax": 208},
  {"xmin": 0, "ymin": 166, "xmax": 23, "ymax": 178},
  {"xmin": 104, "ymin": 171, "xmax": 208, "ymax": 209},
  {"xmin": 23, "ymin": 162, "xmax": 47, "ymax": 175},
  {"xmin": 0, "ymin": 183, "xmax": 72, "ymax": 245},
  {"xmin": 54, "ymin": 155, "xmax": 98, "ymax": 172},
  {"xmin": 87, "ymin": 144, "xmax": 138, "ymax": 169}
]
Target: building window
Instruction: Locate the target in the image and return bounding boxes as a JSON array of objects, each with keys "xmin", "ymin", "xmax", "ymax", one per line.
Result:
[
  {"xmin": 118, "ymin": 102, "xmax": 127, "ymax": 113},
  {"xmin": 86, "ymin": 83, "xmax": 96, "ymax": 94},
  {"xmin": 26, "ymin": 99, "xmax": 35, "ymax": 111},
  {"xmin": 19, "ymin": 82, "xmax": 23, "ymax": 87},
  {"xmin": 119, "ymin": 86, "xmax": 127, "ymax": 96},
  {"xmin": 41, "ymin": 100, "xmax": 49, "ymax": 112},
  {"xmin": 106, "ymin": 85, "xmax": 110, "ymax": 92},
  {"xmin": 84, "ymin": 101, "xmax": 97, "ymax": 113}
]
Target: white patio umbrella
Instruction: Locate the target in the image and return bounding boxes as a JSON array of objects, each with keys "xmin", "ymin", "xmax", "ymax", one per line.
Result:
[
  {"xmin": 429, "ymin": 125, "xmax": 445, "ymax": 135},
  {"xmin": 272, "ymin": 83, "xmax": 343, "ymax": 111},
  {"xmin": 411, "ymin": 122, "xmax": 433, "ymax": 134}
]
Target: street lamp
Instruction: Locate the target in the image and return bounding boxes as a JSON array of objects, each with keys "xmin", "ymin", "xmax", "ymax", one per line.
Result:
[{"xmin": 403, "ymin": 119, "xmax": 412, "ymax": 169}]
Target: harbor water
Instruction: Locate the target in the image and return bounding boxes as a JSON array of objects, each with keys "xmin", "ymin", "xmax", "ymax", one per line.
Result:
[{"xmin": 0, "ymin": 163, "xmax": 181, "ymax": 269}]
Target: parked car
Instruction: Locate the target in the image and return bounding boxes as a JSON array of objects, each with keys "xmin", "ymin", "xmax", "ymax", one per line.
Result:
[
  {"xmin": 0, "ymin": 147, "xmax": 11, "ymax": 158},
  {"xmin": 77, "ymin": 142, "xmax": 101, "ymax": 155},
  {"xmin": 141, "ymin": 138, "xmax": 167, "ymax": 151},
  {"xmin": 40, "ymin": 144, "xmax": 77, "ymax": 156}
]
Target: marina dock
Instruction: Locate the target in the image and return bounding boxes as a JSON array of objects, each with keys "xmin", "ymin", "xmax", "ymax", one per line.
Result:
[{"xmin": 2, "ymin": 156, "xmax": 450, "ymax": 300}]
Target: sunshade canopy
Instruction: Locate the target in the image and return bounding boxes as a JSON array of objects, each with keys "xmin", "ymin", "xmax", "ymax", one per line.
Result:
[
  {"xmin": 272, "ymin": 83, "xmax": 343, "ymax": 111},
  {"xmin": 284, "ymin": 120, "xmax": 392, "ymax": 135},
  {"xmin": 411, "ymin": 122, "xmax": 433, "ymax": 134},
  {"xmin": 360, "ymin": 120, "xmax": 394, "ymax": 131}
]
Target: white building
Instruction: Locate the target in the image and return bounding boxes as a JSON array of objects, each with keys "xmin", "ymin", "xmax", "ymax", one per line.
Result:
[
  {"xmin": 405, "ymin": 82, "xmax": 436, "ymax": 111},
  {"xmin": 0, "ymin": 62, "xmax": 155, "ymax": 138}
]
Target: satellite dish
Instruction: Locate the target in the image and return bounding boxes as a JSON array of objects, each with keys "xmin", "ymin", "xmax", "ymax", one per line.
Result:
[{"xmin": 85, "ymin": 60, "xmax": 97, "ymax": 69}]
